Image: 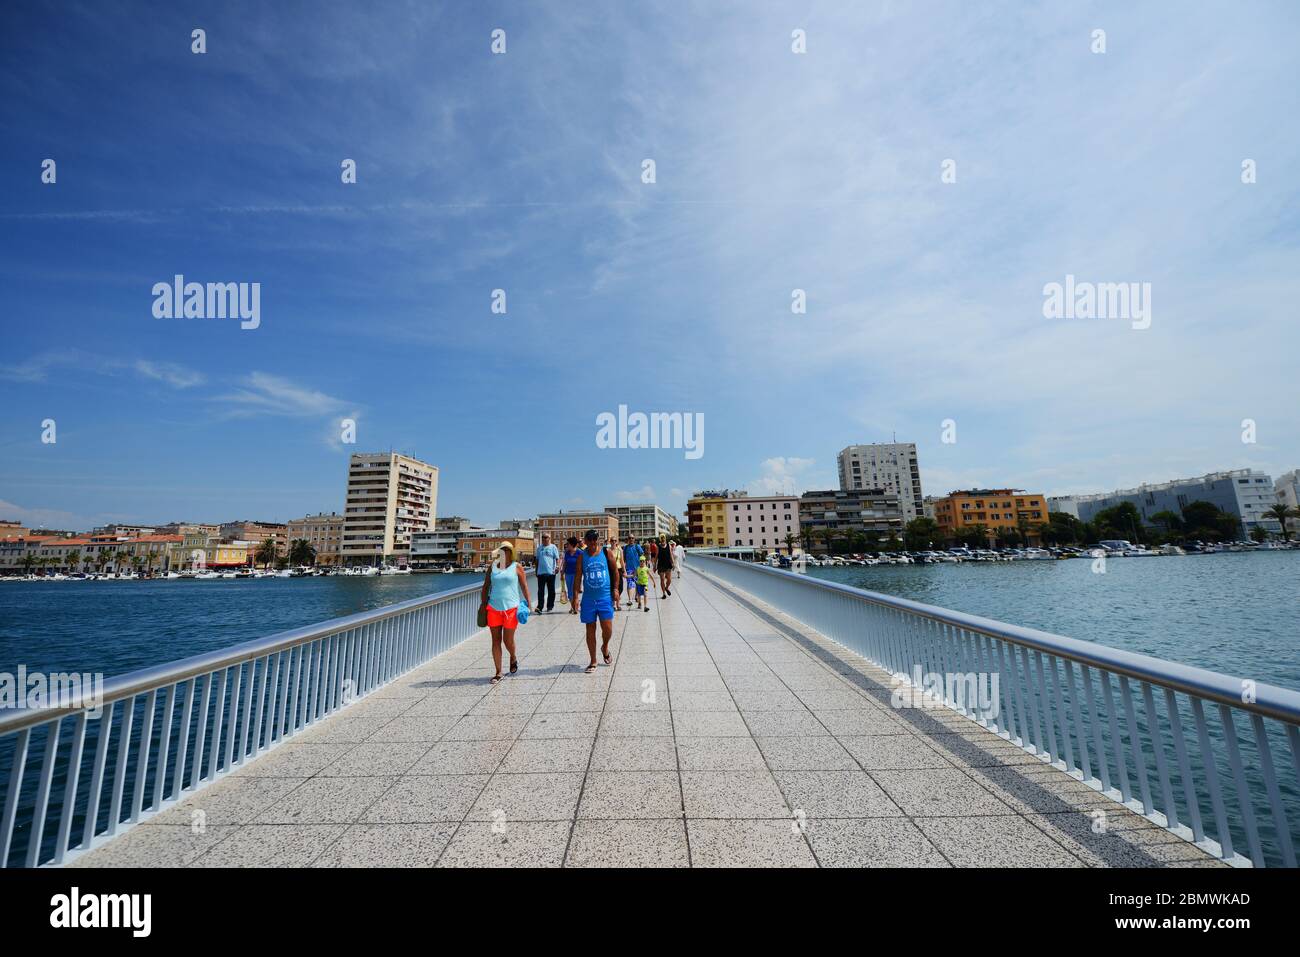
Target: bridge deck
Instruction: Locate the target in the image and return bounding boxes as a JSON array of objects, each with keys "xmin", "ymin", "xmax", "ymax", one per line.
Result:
[{"xmin": 72, "ymin": 567, "xmax": 1224, "ymax": 868}]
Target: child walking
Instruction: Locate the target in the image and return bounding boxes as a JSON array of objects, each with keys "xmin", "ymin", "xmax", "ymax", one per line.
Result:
[{"xmin": 635, "ymin": 560, "xmax": 651, "ymax": 612}]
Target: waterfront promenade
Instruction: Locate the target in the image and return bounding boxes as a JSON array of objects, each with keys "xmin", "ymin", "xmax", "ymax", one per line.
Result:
[{"xmin": 70, "ymin": 569, "xmax": 1223, "ymax": 868}]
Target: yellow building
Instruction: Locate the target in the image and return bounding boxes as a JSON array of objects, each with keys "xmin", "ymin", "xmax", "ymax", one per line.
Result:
[
  {"xmin": 933, "ymin": 489, "xmax": 1049, "ymax": 543},
  {"xmin": 457, "ymin": 529, "xmax": 536, "ymax": 568},
  {"xmin": 687, "ymin": 490, "xmax": 744, "ymax": 547}
]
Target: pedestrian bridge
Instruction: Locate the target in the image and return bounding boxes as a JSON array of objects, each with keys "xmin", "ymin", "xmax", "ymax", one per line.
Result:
[{"xmin": 4, "ymin": 555, "xmax": 1297, "ymax": 867}]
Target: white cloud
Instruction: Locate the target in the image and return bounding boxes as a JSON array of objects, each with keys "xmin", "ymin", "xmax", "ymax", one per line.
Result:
[
  {"xmin": 616, "ymin": 485, "xmax": 656, "ymax": 502},
  {"xmin": 216, "ymin": 372, "xmax": 351, "ymax": 419},
  {"xmin": 747, "ymin": 457, "xmax": 816, "ymax": 496}
]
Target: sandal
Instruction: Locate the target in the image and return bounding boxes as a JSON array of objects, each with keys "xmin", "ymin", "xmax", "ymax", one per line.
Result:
[
  {"xmin": 510, "ymin": 659, "xmax": 519, "ymax": 674},
  {"xmin": 490, "ymin": 674, "xmax": 503, "ymax": 684},
  {"xmin": 584, "ymin": 663, "xmax": 598, "ymax": 674},
  {"xmin": 602, "ymin": 647, "xmax": 612, "ymax": 665}
]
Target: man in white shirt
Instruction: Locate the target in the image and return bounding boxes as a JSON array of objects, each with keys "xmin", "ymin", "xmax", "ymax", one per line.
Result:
[{"xmin": 534, "ymin": 533, "xmax": 561, "ymax": 613}]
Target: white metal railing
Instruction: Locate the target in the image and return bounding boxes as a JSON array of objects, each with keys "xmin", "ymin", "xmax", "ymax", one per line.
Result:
[
  {"xmin": 0, "ymin": 582, "xmax": 481, "ymax": 867},
  {"xmin": 690, "ymin": 553, "xmax": 1300, "ymax": 867}
]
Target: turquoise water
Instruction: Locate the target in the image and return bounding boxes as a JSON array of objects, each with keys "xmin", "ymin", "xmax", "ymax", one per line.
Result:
[
  {"xmin": 808, "ymin": 551, "xmax": 1300, "ymax": 692},
  {"xmin": 0, "ymin": 573, "xmax": 481, "ymax": 678}
]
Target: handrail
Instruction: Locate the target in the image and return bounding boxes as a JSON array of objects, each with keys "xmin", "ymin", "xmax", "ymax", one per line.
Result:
[
  {"xmin": 688, "ymin": 552, "xmax": 1300, "ymax": 868},
  {"xmin": 0, "ymin": 582, "xmax": 482, "ymax": 737},
  {"xmin": 694, "ymin": 557, "xmax": 1300, "ymax": 724},
  {"xmin": 1, "ymin": 580, "xmax": 485, "ymax": 867}
]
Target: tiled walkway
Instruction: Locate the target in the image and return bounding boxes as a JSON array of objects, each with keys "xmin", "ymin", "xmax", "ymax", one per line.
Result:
[{"xmin": 73, "ymin": 567, "xmax": 1223, "ymax": 867}]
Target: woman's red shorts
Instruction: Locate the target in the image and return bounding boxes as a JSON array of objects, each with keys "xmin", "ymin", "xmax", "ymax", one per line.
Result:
[{"xmin": 486, "ymin": 606, "xmax": 518, "ymax": 629}]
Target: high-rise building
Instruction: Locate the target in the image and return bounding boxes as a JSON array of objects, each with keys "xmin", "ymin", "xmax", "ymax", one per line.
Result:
[
  {"xmin": 799, "ymin": 489, "xmax": 903, "ymax": 552},
  {"xmin": 837, "ymin": 443, "xmax": 924, "ymax": 523},
  {"xmin": 287, "ymin": 512, "xmax": 344, "ymax": 566},
  {"xmin": 341, "ymin": 452, "xmax": 438, "ymax": 565},
  {"xmin": 1275, "ymin": 470, "xmax": 1300, "ymax": 511},
  {"xmin": 723, "ymin": 496, "xmax": 800, "ymax": 552},
  {"xmin": 603, "ymin": 504, "xmax": 679, "ymax": 542},
  {"xmin": 1074, "ymin": 469, "xmax": 1280, "ymax": 536}
]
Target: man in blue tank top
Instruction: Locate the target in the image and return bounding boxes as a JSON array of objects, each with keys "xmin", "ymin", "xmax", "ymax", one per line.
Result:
[{"xmin": 573, "ymin": 529, "xmax": 619, "ymax": 673}]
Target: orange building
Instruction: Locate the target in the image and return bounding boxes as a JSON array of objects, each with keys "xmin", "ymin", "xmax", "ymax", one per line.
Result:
[{"xmin": 932, "ymin": 489, "xmax": 1049, "ymax": 543}]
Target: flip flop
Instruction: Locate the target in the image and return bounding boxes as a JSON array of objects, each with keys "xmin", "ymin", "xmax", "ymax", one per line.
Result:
[
  {"xmin": 584, "ymin": 663, "xmax": 598, "ymax": 674},
  {"xmin": 602, "ymin": 648, "xmax": 612, "ymax": 665},
  {"xmin": 509, "ymin": 659, "xmax": 519, "ymax": 674},
  {"xmin": 490, "ymin": 674, "xmax": 503, "ymax": 684}
]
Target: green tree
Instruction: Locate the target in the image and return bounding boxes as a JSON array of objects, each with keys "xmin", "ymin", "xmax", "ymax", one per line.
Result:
[
  {"xmin": 1249, "ymin": 525, "xmax": 1269, "ymax": 543},
  {"xmin": 1041, "ymin": 512, "xmax": 1086, "ymax": 545},
  {"xmin": 65, "ymin": 549, "xmax": 82, "ymax": 573},
  {"xmin": 904, "ymin": 518, "xmax": 943, "ymax": 550},
  {"xmin": 1180, "ymin": 501, "xmax": 1240, "ymax": 542},
  {"xmin": 1264, "ymin": 504, "xmax": 1296, "ymax": 542},
  {"xmin": 953, "ymin": 524, "xmax": 988, "ymax": 548},
  {"xmin": 255, "ymin": 537, "xmax": 279, "ymax": 569},
  {"xmin": 782, "ymin": 532, "xmax": 798, "ymax": 555},
  {"xmin": 1090, "ymin": 502, "xmax": 1146, "ymax": 543},
  {"xmin": 289, "ymin": 538, "xmax": 317, "ymax": 566}
]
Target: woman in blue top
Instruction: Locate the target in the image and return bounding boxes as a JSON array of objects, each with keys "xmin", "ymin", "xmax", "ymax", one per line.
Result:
[
  {"xmin": 477, "ymin": 542, "xmax": 530, "ymax": 684},
  {"xmin": 572, "ymin": 529, "xmax": 620, "ymax": 673},
  {"xmin": 562, "ymin": 537, "xmax": 580, "ymax": 616}
]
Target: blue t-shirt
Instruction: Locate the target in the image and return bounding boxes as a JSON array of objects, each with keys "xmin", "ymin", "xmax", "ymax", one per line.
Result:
[
  {"xmin": 623, "ymin": 543, "xmax": 643, "ymax": 573},
  {"xmin": 563, "ymin": 550, "xmax": 579, "ymax": 576},
  {"xmin": 536, "ymin": 543, "xmax": 560, "ymax": 575}
]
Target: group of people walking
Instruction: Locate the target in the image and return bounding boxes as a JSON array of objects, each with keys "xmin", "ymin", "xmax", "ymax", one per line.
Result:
[{"xmin": 478, "ymin": 532, "xmax": 684, "ymax": 683}]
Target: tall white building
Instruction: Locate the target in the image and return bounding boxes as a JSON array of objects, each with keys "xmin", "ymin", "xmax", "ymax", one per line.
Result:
[
  {"xmin": 837, "ymin": 443, "xmax": 924, "ymax": 523},
  {"xmin": 1276, "ymin": 470, "xmax": 1300, "ymax": 511},
  {"xmin": 341, "ymin": 452, "xmax": 438, "ymax": 565},
  {"xmin": 1075, "ymin": 469, "xmax": 1280, "ymax": 536},
  {"xmin": 724, "ymin": 495, "xmax": 800, "ymax": 551},
  {"xmin": 604, "ymin": 504, "xmax": 679, "ymax": 541}
]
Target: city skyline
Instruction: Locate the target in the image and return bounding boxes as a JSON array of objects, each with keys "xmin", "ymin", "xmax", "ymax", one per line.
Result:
[{"xmin": 3, "ymin": 3, "xmax": 1299, "ymax": 533}]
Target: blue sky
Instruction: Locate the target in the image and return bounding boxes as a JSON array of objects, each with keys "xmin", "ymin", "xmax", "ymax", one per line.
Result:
[{"xmin": 2, "ymin": 1, "xmax": 1298, "ymax": 531}]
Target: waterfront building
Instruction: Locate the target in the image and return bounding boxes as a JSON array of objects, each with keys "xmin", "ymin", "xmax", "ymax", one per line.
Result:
[
  {"xmin": 933, "ymin": 489, "xmax": 1049, "ymax": 543},
  {"xmin": 286, "ymin": 512, "xmax": 344, "ymax": 566},
  {"xmin": 341, "ymin": 452, "xmax": 438, "ymax": 565},
  {"xmin": 92, "ymin": 523, "xmax": 156, "ymax": 538},
  {"xmin": 1074, "ymin": 469, "xmax": 1280, "ymax": 537},
  {"xmin": 498, "ymin": 518, "xmax": 535, "ymax": 532},
  {"xmin": 0, "ymin": 520, "xmax": 29, "ymax": 538},
  {"xmin": 922, "ymin": 496, "xmax": 938, "ymax": 521},
  {"xmin": 155, "ymin": 522, "xmax": 221, "ymax": 537},
  {"xmin": 837, "ymin": 443, "xmax": 925, "ymax": 523},
  {"xmin": 1276, "ymin": 470, "xmax": 1300, "ymax": 511},
  {"xmin": 457, "ymin": 528, "xmax": 535, "ymax": 568},
  {"xmin": 686, "ymin": 490, "xmax": 746, "ymax": 547},
  {"xmin": 604, "ymin": 504, "xmax": 679, "ymax": 542},
  {"xmin": 410, "ymin": 517, "xmax": 478, "ymax": 570},
  {"xmin": 723, "ymin": 495, "xmax": 800, "ymax": 552},
  {"xmin": 1047, "ymin": 496, "xmax": 1080, "ymax": 518},
  {"xmin": 219, "ymin": 520, "xmax": 288, "ymax": 554},
  {"xmin": 800, "ymin": 489, "xmax": 903, "ymax": 552},
  {"xmin": 534, "ymin": 510, "xmax": 619, "ymax": 546}
]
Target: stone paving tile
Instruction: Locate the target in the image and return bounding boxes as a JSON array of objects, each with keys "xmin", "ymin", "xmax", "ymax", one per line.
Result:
[
  {"xmin": 812, "ymin": 708, "xmax": 911, "ymax": 736},
  {"xmin": 871, "ymin": 768, "xmax": 1017, "ymax": 818},
  {"xmin": 806, "ymin": 818, "xmax": 952, "ymax": 867},
  {"xmin": 312, "ymin": 823, "xmax": 457, "ymax": 867},
  {"xmin": 838, "ymin": 734, "xmax": 955, "ymax": 771},
  {"xmin": 675, "ymin": 736, "xmax": 767, "ymax": 771},
  {"xmin": 437, "ymin": 821, "xmax": 570, "ymax": 867},
  {"xmin": 598, "ymin": 710, "xmax": 674, "ymax": 737},
  {"xmin": 442, "ymin": 713, "xmax": 532, "ymax": 741},
  {"xmin": 520, "ymin": 710, "xmax": 602, "ymax": 739},
  {"xmin": 776, "ymin": 770, "xmax": 904, "ymax": 819},
  {"xmin": 680, "ymin": 770, "xmax": 790, "ymax": 819},
  {"xmin": 755, "ymin": 735, "xmax": 860, "ymax": 771},
  {"xmin": 368, "ymin": 714, "xmax": 459, "ymax": 743},
  {"xmin": 742, "ymin": 710, "xmax": 829, "ymax": 738},
  {"xmin": 191, "ymin": 824, "xmax": 348, "ymax": 867},
  {"xmin": 914, "ymin": 816, "xmax": 1084, "ymax": 867},
  {"xmin": 566, "ymin": 820, "xmax": 689, "ymax": 867},
  {"xmin": 407, "ymin": 739, "xmax": 511, "ymax": 775},
  {"xmin": 256, "ymin": 775, "xmax": 396, "ymax": 825},
  {"xmin": 317, "ymin": 742, "xmax": 430, "ymax": 777},
  {"xmin": 71, "ymin": 825, "xmax": 238, "ymax": 868},
  {"xmin": 1027, "ymin": 812, "xmax": 1227, "ymax": 867},
  {"xmin": 687, "ymin": 819, "xmax": 817, "ymax": 867},
  {"xmin": 143, "ymin": 775, "xmax": 305, "ymax": 826},
  {"xmin": 578, "ymin": 771, "xmax": 683, "ymax": 819},
  {"xmin": 499, "ymin": 736, "xmax": 595, "ymax": 773},
  {"xmin": 468, "ymin": 772, "xmax": 584, "ymax": 822},
  {"xmin": 534, "ymin": 692, "xmax": 608, "ymax": 713},
  {"xmin": 590, "ymin": 735, "xmax": 679, "ymax": 771},
  {"xmin": 360, "ymin": 775, "xmax": 488, "ymax": 823}
]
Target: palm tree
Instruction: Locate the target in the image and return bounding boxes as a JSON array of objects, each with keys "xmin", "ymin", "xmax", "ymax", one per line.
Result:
[
  {"xmin": 782, "ymin": 532, "xmax": 797, "ymax": 555},
  {"xmin": 130, "ymin": 555, "xmax": 145, "ymax": 577},
  {"xmin": 19, "ymin": 552, "xmax": 39, "ymax": 576},
  {"xmin": 255, "ymin": 537, "xmax": 279, "ymax": 569},
  {"xmin": 66, "ymin": 549, "xmax": 82, "ymax": 574},
  {"xmin": 96, "ymin": 549, "xmax": 115, "ymax": 575},
  {"xmin": 289, "ymin": 538, "xmax": 316, "ymax": 566},
  {"xmin": 1264, "ymin": 504, "xmax": 1296, "ymax": 542}
]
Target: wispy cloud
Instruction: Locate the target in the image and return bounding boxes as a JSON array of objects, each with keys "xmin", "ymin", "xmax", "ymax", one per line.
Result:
[{"xmin": 215, "ymin": 372, "xmax": 352, "ymax": 419}]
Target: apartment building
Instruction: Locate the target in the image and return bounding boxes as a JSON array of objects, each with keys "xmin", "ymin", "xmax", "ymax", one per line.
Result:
[
  {"xmin": 410, "ymin": 517, "xmax": 477, "ymax": 570},
  {"xmin": 604, "ymin": 504, "xmax": 679, "ymax": 542},
  {"xmin": 1275, "ymin": 470, "xmax": 1300, "ymax": 512},
  {"xmin": 0, "ymin": 520, "xmax": 30, "ymax": 537},
  {"xmin": 457, "ymin": 528, "xmax": 535, "ymax": 568},
  {"xmin": 837, "ymin": 443, "xmax": 925, "ymax": 523},
  {"xmin": 219, "ymin": 521, "xmax": 288, "ymax": 554},
  {"xmin": 535, "ymin": 510, "xmax": 619, "ymax": 546},
  {"xmin": 341, "ymin": 452, "xmax": 438, "ymax": 565},
  {"xmin": 1074, "ymin": 469, "xmax": 1280, "ymax": 536},
  {"xmin": 287, "ymin": 512, "xmax": 344, "ymax": 565},
  {"xmin": 933, "ymin": 489, "xmax": 1049, "ymax": 542},
  {"xmin": 799, "ymin": 489, "xmax": 903, "ymax": 551},
  {"xmin": 724, "ymin": 496, "xmax": 800, "ymax": 552},
  {"xmin": 686, "ymin": 490, "xmax": 745, "ymax": 548}
]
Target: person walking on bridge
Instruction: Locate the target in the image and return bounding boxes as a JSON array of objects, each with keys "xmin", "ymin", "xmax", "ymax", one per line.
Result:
[
  {"xmin": 574, "ymin": 530, "xmax": 620, "ymax": 673},
  {"xmin": 479, "ymin": 542, "xmax": 530, "ymax": 684},
  {"xmin": 562, "ymin": 537, "xmax": 580, "ymax": 614},
  {"xmin": 534, "ymin": 532, "xmax": 560, "ymax": 613},
  {"xmin": 656, "ymin": 534, "xmax": 675, "ymax": 597}
]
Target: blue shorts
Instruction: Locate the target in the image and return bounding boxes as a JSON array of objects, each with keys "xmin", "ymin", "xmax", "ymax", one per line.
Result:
[
  {"xmin": 636, "ymin": 583, "xmax": 647, "ymax": 596},
  {"xmin": 580, "ymin": 598, "xmax": 614, "ymax": 623}
]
